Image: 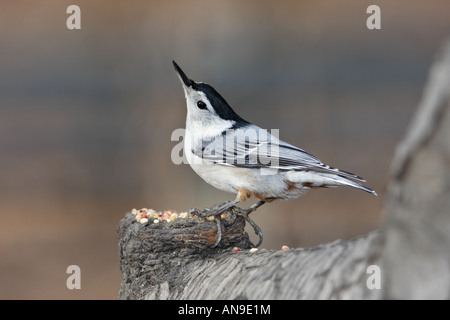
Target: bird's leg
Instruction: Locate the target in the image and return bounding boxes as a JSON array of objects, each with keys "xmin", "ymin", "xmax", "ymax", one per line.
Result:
[
  {"xmin": 231, "ymin": 200, "xmax": 266, "ymax": 248},
  {"xmin": 188, "ymin": 199, "xmax": 239, "ymax": 218},
  {"xmin": 243, "ymin": 200, "xmax": 266, "ymax": 215}
]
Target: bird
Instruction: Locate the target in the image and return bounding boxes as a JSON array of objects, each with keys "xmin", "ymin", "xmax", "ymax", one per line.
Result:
[{"xmin": 173, "ymin": 60, "xmax": 377, "ymax": 247}]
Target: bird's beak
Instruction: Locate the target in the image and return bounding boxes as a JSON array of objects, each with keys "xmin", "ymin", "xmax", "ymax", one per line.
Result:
[{"xmin": 173, "ymin": 60, "xmax": 193, "ymax": 88}]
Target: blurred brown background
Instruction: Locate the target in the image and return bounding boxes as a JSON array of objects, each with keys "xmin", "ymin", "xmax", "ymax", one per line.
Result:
[{"xmin": 0, "ymin": 0, "xmax": 449, "ymax": 299}]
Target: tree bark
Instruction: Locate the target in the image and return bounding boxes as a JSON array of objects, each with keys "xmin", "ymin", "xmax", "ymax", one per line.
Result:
[{"xmin": 117, "ymin": 38, "xmax": 450, "ymax": 300}]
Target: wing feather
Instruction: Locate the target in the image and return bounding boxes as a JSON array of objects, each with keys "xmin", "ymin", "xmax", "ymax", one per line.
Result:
[{"xmin": 192, "ymin": 125, "xmax": 365, "ymax": 182}]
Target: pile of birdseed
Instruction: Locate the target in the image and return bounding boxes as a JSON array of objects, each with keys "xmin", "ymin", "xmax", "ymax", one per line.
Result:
[
  {"xmin": 132, "ymin": 208, "xmax": 228, "ymax": 225},
  {"xmin": 132, "ymin": 208, "xmax": 189, "ymax": 225}
]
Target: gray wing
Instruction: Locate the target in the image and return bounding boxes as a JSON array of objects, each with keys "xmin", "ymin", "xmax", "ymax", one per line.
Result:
[{"xmin": 192, "ymin": 125, "xmax": 365, "ymax": 182}]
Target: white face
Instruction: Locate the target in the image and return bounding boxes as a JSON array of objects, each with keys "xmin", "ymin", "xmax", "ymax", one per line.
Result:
[{"xmin": 182, "ymin": 83, "xmax": 233, "ymax": 139}]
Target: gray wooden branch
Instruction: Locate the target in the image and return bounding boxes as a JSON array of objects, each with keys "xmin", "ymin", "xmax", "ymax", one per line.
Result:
[{"xmin": 117, "ymin": 38, "xmax": 450, "ymax": 300}]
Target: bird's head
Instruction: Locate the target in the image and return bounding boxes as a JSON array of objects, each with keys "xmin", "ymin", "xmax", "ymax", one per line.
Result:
[{"xmin": 172, "ymin": 61, "xmax": 248, "ymax": 131}]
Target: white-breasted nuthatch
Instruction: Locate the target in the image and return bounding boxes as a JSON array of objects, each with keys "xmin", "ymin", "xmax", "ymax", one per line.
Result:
[{"xmin": 173, "ymin": 61, "xmax": 377, "ymax": 247}]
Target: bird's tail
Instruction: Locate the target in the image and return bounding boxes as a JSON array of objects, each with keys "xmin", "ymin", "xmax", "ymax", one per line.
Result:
[{"xmin": 316, "ymin": 171, "xmax": 378, "ymax": 196}]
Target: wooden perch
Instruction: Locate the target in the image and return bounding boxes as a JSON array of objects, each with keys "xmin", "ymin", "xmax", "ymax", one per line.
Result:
[{"xmin": 117, "ymin": 38, "xmax": 450, "ymax": 300}]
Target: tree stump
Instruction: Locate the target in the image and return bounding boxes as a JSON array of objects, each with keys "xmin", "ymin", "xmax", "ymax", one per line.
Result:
[{"xmin": 117, "ymin": 38, "xmax": 450, "ymax": 300}]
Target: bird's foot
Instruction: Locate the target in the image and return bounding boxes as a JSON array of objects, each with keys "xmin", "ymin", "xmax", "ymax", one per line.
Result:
[
  {"xmin": 230, "ymin": 202, "xmax": 265, "ymax": 248},
  {"xmin": 188, "ymin": 200, "xmax": 238, "ymax": 218},
  {"xmin": 188, "ymin": 200, "xmax": 265, "ymax": 248},
  {"xmin": 188, "ymin": 200, "xmax": 238, "ymax": 248}
]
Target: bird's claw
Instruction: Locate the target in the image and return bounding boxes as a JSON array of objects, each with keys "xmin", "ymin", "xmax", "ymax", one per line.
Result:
[
  {"xmin": 189, "ymin": 200, "xmax": 265, "ymax": 248},
  {"xmin": 230, "ymin": 207, "xmax": 263, "ymax": 248}
]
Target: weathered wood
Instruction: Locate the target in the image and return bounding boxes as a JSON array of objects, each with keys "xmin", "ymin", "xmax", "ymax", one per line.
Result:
[
  {"xmin": 117, "ymin": 38, "xmax": 450, "ymax": 300},
  {"xmin": 118, "ymin": 211, "xmax": 381, "ymax": 299},
  {"xmin": 117, "ymin": 213, "xmax": 253, "ymax": 300},
  {"xmin": 379, "ymin": 37, "xmax": 450, "ymax": 299}
]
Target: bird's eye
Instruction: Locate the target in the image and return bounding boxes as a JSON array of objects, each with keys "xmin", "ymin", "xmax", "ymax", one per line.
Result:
[{"xmin": 197, "ymin": 101, "xmax": 207, "ymax": 110}]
